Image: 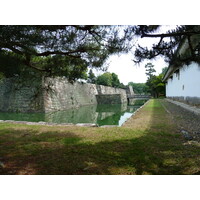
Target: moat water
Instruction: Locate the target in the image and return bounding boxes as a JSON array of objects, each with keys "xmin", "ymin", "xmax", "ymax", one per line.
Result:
[{"xmin": 0, "ymin": 100, "xmax": 147, "ymax": 126}]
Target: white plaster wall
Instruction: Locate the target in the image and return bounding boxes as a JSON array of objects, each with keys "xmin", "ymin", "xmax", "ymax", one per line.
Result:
[{"xmin": 166, "ymin": 62, "xmax": 200, "ymax": 98}]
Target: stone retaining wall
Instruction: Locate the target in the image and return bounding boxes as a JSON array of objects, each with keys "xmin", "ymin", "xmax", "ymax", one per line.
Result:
[
  {"xmin": 0, "ymin": 77, "xmax": 44, "ymax": 112},
  {"xmin": 0, "ymin": 77, "xmax": 127, "ymax": 113},
  {"xmin": 167, "ymin": 96, "xmax": 200, "ymax": 107}
]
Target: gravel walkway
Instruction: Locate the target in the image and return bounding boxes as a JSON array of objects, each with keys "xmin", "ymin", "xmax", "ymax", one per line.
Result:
[{"xmin": 160, "ymin": 99, "xmax": 200, "ymax": 142}]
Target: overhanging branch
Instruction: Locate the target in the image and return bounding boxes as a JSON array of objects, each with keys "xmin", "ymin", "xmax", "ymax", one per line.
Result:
[{"xmin": 141, "ymin": 31, "xmax": 200, "ymax": 38}]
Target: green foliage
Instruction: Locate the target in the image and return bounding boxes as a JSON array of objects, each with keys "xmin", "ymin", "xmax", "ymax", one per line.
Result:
[
  {"xmin": 133, "ymin": 25, "xmax": 200, "ymax": 64},
  {"xmin": 0, "ymin": 25, "xmax": 132, "ymax": 81},
  {"xmin": 118, "ymin": 82, "xmax": 127, "ymax": 89},
  {"xmin": 111, "ymin": 73, "xmax": 121, "ymax": 87},
  {"xmin": 145, "ymin": 65, "xmax": 166, "ymax": 98},
  {"xmin": 128, "ymin": 82, "xmax": 148, "ymax": 94},
  {"xmin": 96, "ymin": 72, "xmax": 113, "ymax": 86},
  {"xmin": 87, "ymin": 69, "xmax": 96, "ymax": 84},
  {"xmin": 0, "ymin": 72, "xmax": 5, "ymax": 81},
  {"xmin": 40, "ymin": 55, "xmax": 88, "ymax": 80},
  {"xmin": 145, "ymin": 63, "xmax": 156, "ymax": 78},
  {"xmin": 0, "ymin": 51, "xmax": 23, "ymax": 78},
  {"xmin": 96, "ymin": 72, "xmax": 124, "ymax": 88},
  {"xmin": 161, "ymin": 67, "xmax": 168, "ymax": 75},
  {"xmin": 2, "ymin": 25, "xmax": 199, "ymax": 80}
]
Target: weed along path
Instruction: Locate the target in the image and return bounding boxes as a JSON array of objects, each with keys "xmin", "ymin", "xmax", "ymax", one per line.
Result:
[{"xmin": 0, "ymin": 99, "xmax": 200, "ymax": 175}]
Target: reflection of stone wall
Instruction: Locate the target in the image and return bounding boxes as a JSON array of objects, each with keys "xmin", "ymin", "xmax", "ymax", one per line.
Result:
[
  {"xmin": 96, "ymin": 104, "xmax": 127, "ymax": 113},
  {"xmin": 128, "ymin": 99, "xmax": 136, "ymax": 105},
  {"xmin": 0, "ymin": 77, "xmax": 127, "ymax": 112},
  {"xmin": 128, "ymin": 99, "xmax": 147, "ymax": 106},
  {"xmin": 96, "ymin": 94, "xmax": 121, "ymax": 104},
  {"xmin": 45, "ymin": 104, "xmax": 98, "ymax": 124},
  {"xmin": 45, "ymin": 104, "xmax": 128, "ymax": 124}
]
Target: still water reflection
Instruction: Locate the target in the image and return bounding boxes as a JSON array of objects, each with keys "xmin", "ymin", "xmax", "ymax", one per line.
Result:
[{"xmin": 0, "ymin": 100, "xmax": 147, "ymax": 126}]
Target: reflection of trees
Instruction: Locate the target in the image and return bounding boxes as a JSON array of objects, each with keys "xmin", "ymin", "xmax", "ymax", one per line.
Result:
[
  {"xmin": 128, "ymin": 99, "xmax": 147, "ymax": 106},
  {"xmin": 96, "ymin": 104, "xmax": 132, "ymax": 126},
  {"xmin": 96, "ymin": 104, "xmax": 128, "ymax": 126},
  {"xmin": 97, "ymin": 112, "xmax": 122, "ymax": 126},
  {"xmin": 45, "ymin": 104, "xmax": 129, "ymax": 125},
  {"xmin": 96, "ymin": 104, "xmax": 127, "ymax": 113}
]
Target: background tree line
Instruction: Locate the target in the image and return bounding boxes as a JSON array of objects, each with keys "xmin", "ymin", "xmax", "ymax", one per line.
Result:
[
  {"xmin": 128, "ymin": 64, "xmax": 167, "ymax": 97},
  {"xmin": 87, "ymin": 69, "xmax": 126, "ymax": 89},
  {"xmin": 87, "ymin": 63, "xmax": 167, "ymax": 98}
]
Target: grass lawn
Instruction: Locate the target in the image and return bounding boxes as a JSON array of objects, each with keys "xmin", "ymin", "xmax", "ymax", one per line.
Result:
[{"xmin": 0, "ymin": 99, "xmax": 200, "ymax": 175}]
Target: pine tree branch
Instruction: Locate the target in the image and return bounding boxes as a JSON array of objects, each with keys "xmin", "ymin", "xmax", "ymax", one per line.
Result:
[{"xmin": 141, "ymin": 31, "xmax": 200, "ymax": 38}]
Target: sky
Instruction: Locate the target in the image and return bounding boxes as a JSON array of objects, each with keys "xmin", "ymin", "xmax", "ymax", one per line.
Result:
[
  {"xmin": 94, "ymin": 25, "xmax": 174, "ymax": 85},
  {"xmin": 106, "ymin": 53, "xmax": 167, "ymax": 84}
]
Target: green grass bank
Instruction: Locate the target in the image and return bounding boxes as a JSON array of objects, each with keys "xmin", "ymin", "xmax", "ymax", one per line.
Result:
[{"xmin": 0, "ymin": 99, "xmax": 199, "ymax": 175}]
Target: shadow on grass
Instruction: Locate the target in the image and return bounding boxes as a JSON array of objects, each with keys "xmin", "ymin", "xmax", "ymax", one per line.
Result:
[
  {"xmin": 0, "ymin": 99, "xmax": 200, "ymax": 175},
  {"xmin": 0, "ymin": 128, "xmax": 200, "ymax": 175}
]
